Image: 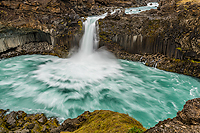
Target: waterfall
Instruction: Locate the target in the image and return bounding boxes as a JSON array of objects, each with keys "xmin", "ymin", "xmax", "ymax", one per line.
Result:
[
  {"xmin": 77, "ymin": 14, "xmax": 107, "ymax": 57},
  {"xmin": 75, "ymin": 2, "xmax": 159, "ymax": 57}
]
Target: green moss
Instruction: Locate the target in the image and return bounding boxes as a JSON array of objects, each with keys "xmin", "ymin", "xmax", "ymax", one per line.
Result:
[
  {"xmin": 78, "ymin": 20, "xmax": 83, "ymax": 31},
  {"xmin": 63, "ymin": 110, "xmax": 146, "ymax": 133},
  {"xmin": 45, "ymin": 118, "xmax": 59, "ymax": 128},
  {"xmin": 176, "ymin": 47, "xmax": 182, "ymax": 51},
  {"xmin": 173, "ymin": 58, "xmax": 181, "ymax": 62},
  {"xmin": 0, "ymin": 119, "xmax": 9, "ymax": 131},
  {"xmin": 128, "ymin": 127, "xmax": 145, "ymax": 133},
  {"xmin": 146, "ymin": 20, "xmax": 161, "ymax": 36},
  {"xmin": 190, "ymin": 60, "xmax": 200, "ymax": 63}
]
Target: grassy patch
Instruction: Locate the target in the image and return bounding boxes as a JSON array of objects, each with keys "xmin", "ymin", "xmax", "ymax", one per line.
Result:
[
  {"xmin": 62, "ymin": 110, "xmax": 146, "ymax": 133},
  {"xmin": 128, "ymin": 127, "xmax": 145, "ymax": 133}
]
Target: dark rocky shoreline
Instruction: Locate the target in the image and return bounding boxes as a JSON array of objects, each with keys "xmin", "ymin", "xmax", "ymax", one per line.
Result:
[
  {"xmin": 0, "ymin": 109, "xmax": 146, "ymax": 133},
  {"xmin": 1, "ymin": 98, "xmax": 200, "ymax": 133}
]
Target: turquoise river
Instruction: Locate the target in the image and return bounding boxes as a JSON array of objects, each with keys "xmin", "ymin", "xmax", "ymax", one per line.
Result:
[{"xmin": 0, "ymin": 54, "xmax": 199, "ymax": 128}]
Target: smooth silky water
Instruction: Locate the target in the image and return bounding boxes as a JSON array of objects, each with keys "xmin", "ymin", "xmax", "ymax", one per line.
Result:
[{"xmin": 0, "ymin": 2, "xmax": 199, "ymax": 128}]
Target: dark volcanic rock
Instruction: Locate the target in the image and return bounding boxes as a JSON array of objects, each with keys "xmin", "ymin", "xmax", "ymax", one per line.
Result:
[
  {"xmin": 98, "ymin": 0, "xmax": 200, "ymax": 78},
  {"xmin": 0, "ymin": 0, "xmax": 83, "ymax": 58},
  {"xmin": 145, "ymin": 98, "xmax": 200, "ymax": 133},
  {"xmin": 0, "ymin": 0, "xmax": 158, "ymax": 59},
  {"xmin": 0, "ymin": 110, "xmax": 59, "ymax": 133}
]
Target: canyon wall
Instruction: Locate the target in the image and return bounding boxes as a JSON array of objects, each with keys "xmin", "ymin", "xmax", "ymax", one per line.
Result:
[{"xmin": 98, "ymin": 0, "xmax": 200, "ymax": 77}]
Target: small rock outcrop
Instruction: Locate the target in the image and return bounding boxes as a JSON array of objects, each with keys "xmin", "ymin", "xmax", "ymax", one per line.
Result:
[
  {"xmin": 145, "ymin": 98, "xmax": 200, "ymax": 133},
  {"xmin": 0, "ymin": 109, "xmax": 59, "ymax": 133},
  {"xmin": 52, "ymin": 110, "xmax": 146, "ymax": 133}
]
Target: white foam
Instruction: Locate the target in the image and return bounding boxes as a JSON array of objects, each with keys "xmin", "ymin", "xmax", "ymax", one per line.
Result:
[{"xmin": 33, "ymin": 13, "xmax": 122, "ymax": 90}]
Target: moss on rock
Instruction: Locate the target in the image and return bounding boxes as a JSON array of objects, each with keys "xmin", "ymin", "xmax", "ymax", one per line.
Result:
[{"xmin": 61, "ymin": 110, "xmax": 146, "ymax": 133}]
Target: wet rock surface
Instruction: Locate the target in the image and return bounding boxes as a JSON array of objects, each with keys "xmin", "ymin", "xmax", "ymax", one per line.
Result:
[
  {"xmin": 145, "ymin": 98, "xmax": 200, "ymax": 133},
  {"xmin": 99, "ymin": 0, "xmax": 200, "ymax": 78},
  {"xmin": 0, "ymin": 29, "xmax": 55, "ymax": 58}
]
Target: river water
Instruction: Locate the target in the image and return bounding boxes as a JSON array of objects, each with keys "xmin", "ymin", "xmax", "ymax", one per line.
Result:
[{"xmin": 0, "ymin": 3, "xmax": 199, "ymax": 128}]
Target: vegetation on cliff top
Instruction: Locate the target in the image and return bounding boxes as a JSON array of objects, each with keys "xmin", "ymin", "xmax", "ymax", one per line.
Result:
[{"xmin": 61, "ymin": 110, "xmax": 146, "ymax": 133}]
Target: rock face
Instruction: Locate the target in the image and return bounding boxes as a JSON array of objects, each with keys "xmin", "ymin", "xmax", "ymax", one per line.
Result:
[
  {"xmin": 0, "ymin": 30, "xmax": 51, "ymax": 53},
  {"xmin": 0, "ymin": 0, "xmax": 83, "ymax": 59},
  {"xmin": 67, "ymin": 0, "xmax": 152, "ymax": 16},
  {"xmin": 98, "ymin": 0, "xmax": 200, "ymax": 78},
  {"xmin": 145, "ymin": 98, "xmax": 200, "ymax": 133}
]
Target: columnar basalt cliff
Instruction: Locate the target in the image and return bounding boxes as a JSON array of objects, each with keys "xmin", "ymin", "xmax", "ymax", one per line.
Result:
[{"xmin": 98, "ymin": 0, "xmax": 200, "ymax": 78}]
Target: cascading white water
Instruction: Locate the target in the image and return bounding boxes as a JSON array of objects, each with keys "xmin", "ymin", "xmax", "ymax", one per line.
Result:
[{"xmin": 75, "ymin": 14, "xmax": 107, "ymax": 58}]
